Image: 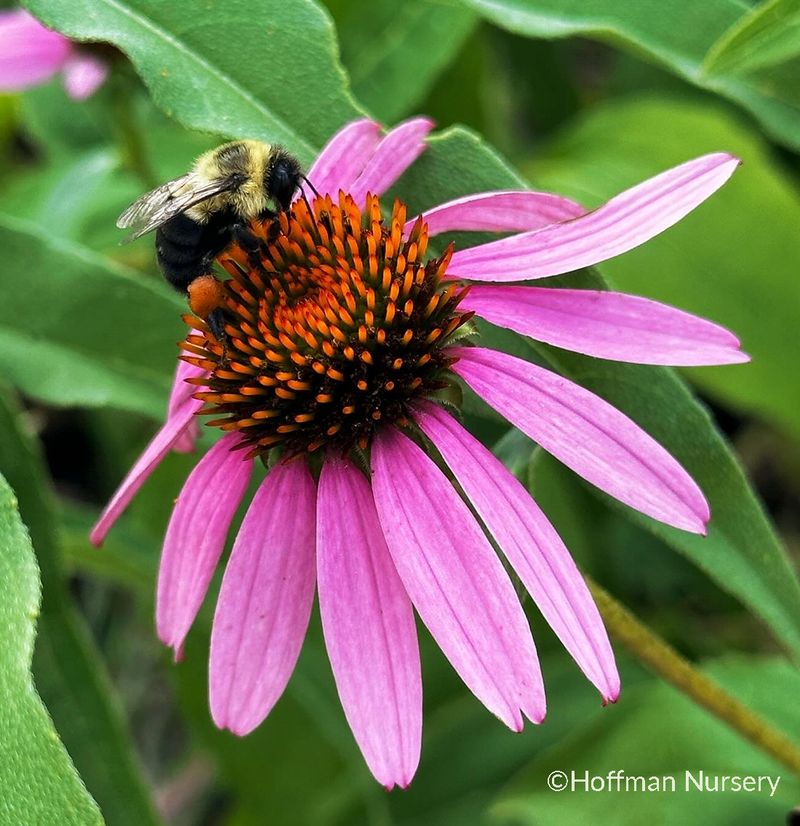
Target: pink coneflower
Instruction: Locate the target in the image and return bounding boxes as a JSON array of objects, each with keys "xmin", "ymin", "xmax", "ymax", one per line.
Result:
[
  {"xmin": 0, "ymin": 9, "xmax": 107, "ymax": 100},
  {"xmin": 91, "ymin": 117, "xmax": 746, "ymax": 788}
]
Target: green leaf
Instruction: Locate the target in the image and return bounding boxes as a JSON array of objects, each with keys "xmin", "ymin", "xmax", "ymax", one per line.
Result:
[
  {"xmin": 0, "ymin": 148, "xmax": 125, "ymax": 242},
  {"xmin": 0, "ymin": 212, "xmax": 181, "ymax": 418},
  {"xmin": 0, "ymin": 469, "xmax": 102, "ymax": 825},
  {"xmin": 494, "ymin": 657, "xmax": 800, "ymax": 825},
  {"xmin": 18, "ymin": 80, "xmax": 117, "ymax": 157},
  {"xmin": 703, "ymin": 0, "xmax": 800, "ymax": 82},
  {"xmin": 0, "ymin": 389, "xmax": 163, "ymax": 826},
  {"xmin": 526, "ymin": 95, "xmax": 800, "ymax": 442},
  {"xmin": 328, "ymin": 0, "xmax": 478, "ymax": 122},
  {"xmin": 393, "ymin": 127, "xmax": 800, "ymax": 661},
  {"xmin": 22, "ymin": 0, "xmax": 362, "ymax": 163},
  {"xmin": 457, "ymin": 0, "xmax": 800, "ymax": 151}
]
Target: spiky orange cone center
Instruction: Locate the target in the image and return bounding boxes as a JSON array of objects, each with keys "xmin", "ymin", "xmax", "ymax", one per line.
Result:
[{"xmin": 181, "ymin": 193, "xmax": 472, "ymax": 457}]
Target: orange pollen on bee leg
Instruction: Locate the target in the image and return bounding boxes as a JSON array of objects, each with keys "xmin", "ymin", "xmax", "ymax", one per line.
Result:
[{"xmin": 187, "ymin": 274, "xmax": 226, "ymax": 319}]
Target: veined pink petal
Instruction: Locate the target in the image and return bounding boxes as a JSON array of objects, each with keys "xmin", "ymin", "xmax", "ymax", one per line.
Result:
[
  {"xmin": 447, "ymin": 154, "xmax": 740, "ymax": 281},
  {"xmin": 62, "ymin": 50, "xmax": 107, "ymax": 100},
  {"xmin": 452, "ymin": 347, "xmax": 709, "ymax": 534},
  {"xmin": 415, "ymin": 402, "xmax": 619, "ymax": 702},
  {"xmin": 0, "ymin": 9, "xmax": 70, "ymax": 90},
  {"xmin": 300, "ymin": 118, "xmax": 382, "ymax": 200},
  {"xmin": 169, "ymin": 359, "xmax": 208, "ymax": 453},
  {"xmin": 371, "ymin": 427, "xmax": 545, "ymax": 729},
  {"xmin": 210, "ymin": 460, "xmax": 316, "ymax": 735},
  {"xmin": 348, "ymin": 118, "xmax": 434, "ymax": 205},
  {"xmin": 90, "ymin": 393, "xmax": 203, "ymax": 547},
  {"xmin": 404, "ymin": 190, "xmax": 585, "ymax": 238},
  {"xmin": 317, "ymin": 459, "xmax": 421, "ymax": 790},
  {"xmin": 462, "ymin": 286, "xmax": 749, "ymax": 366},
  {"xmin": 156, "ymin": 434, "xmax": 252, "ymax": 656}
]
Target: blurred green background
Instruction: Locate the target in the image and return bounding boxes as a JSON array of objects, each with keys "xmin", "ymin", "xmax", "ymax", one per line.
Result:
[{"xmin": 1, "ymin": 1, "xmax": 800, "ymax": 824}]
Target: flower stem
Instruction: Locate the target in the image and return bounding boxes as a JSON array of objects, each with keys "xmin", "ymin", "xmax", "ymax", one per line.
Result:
[
  {"xmin": 587, "ymin": 576, "xmax": 800, "ymax": 778},
  {"xmin": 110, "ymin": 76, "xmax": 156, "ymax": 189}
]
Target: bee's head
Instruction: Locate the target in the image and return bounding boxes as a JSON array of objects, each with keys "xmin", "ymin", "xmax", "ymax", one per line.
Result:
[{"xmin": 266, "ymin": 149, "xmax": 302, "ymax": 211}]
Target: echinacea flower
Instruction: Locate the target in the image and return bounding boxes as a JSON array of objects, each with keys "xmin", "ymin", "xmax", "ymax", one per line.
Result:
[
  {"xmin": 92, "ymin": 117, "xmax": 747, "ymax": 788},
  {"xmin": 0, "ymin": 9, "xmax": 107, "ymax": 100}
]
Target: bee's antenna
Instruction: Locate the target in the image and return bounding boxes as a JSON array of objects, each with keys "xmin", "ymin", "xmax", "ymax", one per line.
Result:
[{"xmin": 301, "ymin": 174, "xmax": 320, "ymax": 198}]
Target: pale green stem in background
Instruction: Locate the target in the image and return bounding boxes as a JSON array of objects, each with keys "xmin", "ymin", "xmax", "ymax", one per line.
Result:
[
  {"xmin": 588, "ymin": 576, "xmax": 800, "ymax": 779},
  {"xmin": 111, "ymin": 79, "xmax": 156, "ymax": 189}
]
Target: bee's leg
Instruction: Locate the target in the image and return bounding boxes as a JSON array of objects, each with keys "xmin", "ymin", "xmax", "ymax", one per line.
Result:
[
  {"xmin": 257, "ymin": 207, "xmax": 282, "ymax": 243},
  {"xmin": 229, "ymin": 222, "xmax": 267, "ymax": 273},
  {"xmin": 266, "ymin": 218, "xmax": 282, "ymax": 243},
  {"xmin": 206, "ymin": 308, "xmax": 227, "ymax": 345},
  {"xmin": 230, "ymin": 222, "xmax": 261, "ymax": 253}
]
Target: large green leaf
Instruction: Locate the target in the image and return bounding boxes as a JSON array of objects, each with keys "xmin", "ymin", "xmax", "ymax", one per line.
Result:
[
  {"xmin": 702, "ymin": 0, "xmax": 800, "ymax": 92},
  {"xmin": 0, "ymin": 212, "xmax": 180, "ymax": 419},
  {"xmin": 22, "ymin": 0, "xmax": 362, "ymax": 163},
  {"xmin": 527, "ymin": 95, "xmax": 800, "ymax": 442},
  {"xmin": 0, "ymin": 389, "xmax": 163, "ymax": 826},
  {"xmin": 494, "ymin": 657, "xmax": 800, "ymax": 825},
  {"xmin": 0, "ymin": 469, "xmax": 102, "ymax": 825},
  {"xmin": 327, "ymin": 0, "xmax": 478, "ymax": 122},
  {"xmin": 457, "ymin": 0, "xmax": 800, "ymax": 151},
  {"xmin": 393, "ymin": 127, "xmax": 800, "ymax": 661}
]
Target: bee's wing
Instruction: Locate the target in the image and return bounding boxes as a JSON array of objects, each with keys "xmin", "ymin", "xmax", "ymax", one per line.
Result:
[{"xmin": 116, "ymin": 173, "xmax": 239, "ymax": 241}]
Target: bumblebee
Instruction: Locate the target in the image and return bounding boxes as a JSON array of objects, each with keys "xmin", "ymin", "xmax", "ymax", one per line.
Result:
[{"xmin": 117, "ymin": 140, "xmax": 303, "ymax": 337}]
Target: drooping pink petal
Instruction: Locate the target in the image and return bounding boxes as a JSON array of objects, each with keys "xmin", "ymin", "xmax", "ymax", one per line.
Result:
[
  {"xmin": 347, "ymin": 117, "xmax": 434, "ymax": 205},
  {"xmin": 462, "ymin": 286, "xmax": 749, "ymax": 366},
  {"xmin": 371, "ymin": 427, "xmax": 545, "ymax": 729},
  {"xmin": 0, "ymin": 9, "xmax": 70, "ymax": 91},
  {"xmin": 61, "ymin": 50, "xmax": 107, "ymax": 100},
  {"xmin": 90, "ymin": 393, "xmax": 204, "ymax": 547},
  {"xmin": 452, "ymin": 346, "xmax": 709, "ymax": 534},
  {"xmin": 447, "ymin": 154, "xmax": 740, "ymax": 281},
  {"xmin": 415, "ymin": 401, "xmax": 619, "ymax": 702},
  {"xmin": 317, "ymin": 458, "xmax": 421, "ymax": 790},
  {"xmin": 169, "ymin": 359, "xmax": 208, "ymax": 453},
  {"xmin": 156, "ymin": 434, "xmax": 252, "ymax": 656},
  {"xmin": 210, "ymin": 460, "xmax": 316, "ymax": 735},
  {"xmin": 300, "ymin": 118, "xmax": 382, "ymax": 200},
  {"xmin": 404, "ymin": 190, "xmax": 585, "ymax": 238}
]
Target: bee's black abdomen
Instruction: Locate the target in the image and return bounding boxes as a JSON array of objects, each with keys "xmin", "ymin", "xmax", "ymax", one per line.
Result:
[{"xmin": 155, "ymin": 210, "xmax": 238, "ymax": 294}]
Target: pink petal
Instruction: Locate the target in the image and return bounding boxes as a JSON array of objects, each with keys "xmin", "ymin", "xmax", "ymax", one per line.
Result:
[
  {"xmin": 172, "ymin": 422, "xmax": 200, "ymax": 454},
  {"xmin": 156, "ymin": 434, "xmax": 252, "ymax": 656},
  {"xmin": 462, "ymin": 286, "xmax": 749, "ymax": 366},
  {"xmin": 61, "ymin": 50, "xmax": 107, "ymax": 100},
  {"xmin": 0, "ymin": 9, "xmax": 70, "ymax": 90},
  {"xmin": 371, "ymin": 427, "xmax": 545, "ymax": 729},
  {"xmin": 317, "ymin": 458, "xmax": 421, "ymax": 790},
  {"xmin": 89, "ymin": 393, "xmax": 204, "ymax": 547},
  {"xmin": 169, "ymin": 360, "xmax": 208, "ymax": 453},
  {"xmin": 347, "ymin": 118, "xmax": 434, "ymax": 205},
  {"xmin": 210, "ymin": 460, "xmax": 316, "ymax": 735},
  {"xmin": 448, "ymin": 154, "xmax": 740, "ymax": 281},
  {"xmin": 452, "ymin": 346, "xmax": 709, "ymax": 534},
  {"xmin": 404, "ymin": 190, "xmax": 585, "ymax": 238},
  {"xmin": 415, "ymin": 402, "xmax": 619, "ymax": 702},
  {"xmin": 300, "ymin": 118, "xmax": 382, "ymax": 200}
]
